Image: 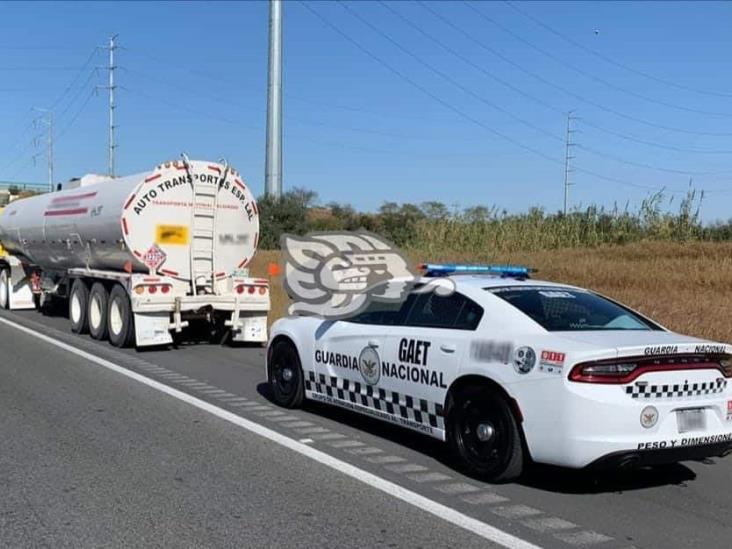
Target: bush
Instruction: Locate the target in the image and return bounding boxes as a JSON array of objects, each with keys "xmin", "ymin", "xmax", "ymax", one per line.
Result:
[{"xmin": 256, "ymin": 187, "xmax": 730, "ymax": 252}]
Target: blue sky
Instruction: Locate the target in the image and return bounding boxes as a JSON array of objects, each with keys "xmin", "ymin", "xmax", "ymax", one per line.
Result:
[{"xmin": 1, "ymin": 1, "xmax": 731, "ymax": 220}]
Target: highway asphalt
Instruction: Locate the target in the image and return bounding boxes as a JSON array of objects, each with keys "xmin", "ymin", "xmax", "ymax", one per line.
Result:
[{"xmin": 1, "ymin": 307, "xmax": 731, "ymax": 548}]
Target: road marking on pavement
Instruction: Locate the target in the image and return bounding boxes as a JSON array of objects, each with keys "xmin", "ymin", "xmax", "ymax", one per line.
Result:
[
  {"xmin": 310, "ymin": 432, "xmax": 347, "ymax": 441},
  {"xmin": 346, "ymin": 447, "xmax": 383, "ymax": 456},
  {"xmin": 255, "ymin": 410, "xmax": 287, "ymax": 417},
  {"xmin": 460, "ymin": 492, "xmax": 509, "ymax": 505},
  {"xmin": 385, "ymin": 463, "xmax": 428, "ymax": 473},
  {"xmin": 433, "ymin": 482, "xmax": 481, "ymax": 495},
  {"xmin": 523, "ymin": 517, "xmax": 577, "ymax": 532},
  {"xmin": 294, "ymin": 426, "xmax": 330, "ymax": 435},
  {"xmin": 280, "ymin": 420, "xmax": 315, "ymax": 429},
  {"xmin": 554, "ymin": 530, "xmax": 613, "ymax": 546},
  {"xmin": 492, "ymin": 505, "xmax": 543, "ymax": 520},
  {"xmin": 299, "ymin": 438, "xmax": 314, "ymax": 444},
  {"xmin": 0, "ymin": 315, "xmax": 541, "ymax": 549},
  {"xmin": 366, "ymin": 455, "xmax": 406, "ymax": 465},
  {"xmin": 328, "ymin": 439, "xmax": 366, "ymax": 449},
  {"xmin": 407, "ymin": 471, "xmax": 453, "ymax": 483}
]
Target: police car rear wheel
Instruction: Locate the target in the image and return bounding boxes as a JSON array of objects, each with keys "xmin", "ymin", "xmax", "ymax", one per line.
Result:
[
  {"xmin": 448, "ymin": 386, "xmax": 523, "ymax": 482},
  {"xmin": 269, "ymin": 340, "xmax": 304, "ymax": 408}
]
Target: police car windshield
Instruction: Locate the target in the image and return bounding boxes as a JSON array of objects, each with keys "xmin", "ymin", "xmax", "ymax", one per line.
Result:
[{"xmin": 487, "ymin": 286, "xmax": 659, "ymax": 332}]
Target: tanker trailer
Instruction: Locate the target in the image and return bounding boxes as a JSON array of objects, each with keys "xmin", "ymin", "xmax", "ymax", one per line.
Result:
[{"xmin": 0, "ymin": 158, "xmax": 269, "ymax": 348}]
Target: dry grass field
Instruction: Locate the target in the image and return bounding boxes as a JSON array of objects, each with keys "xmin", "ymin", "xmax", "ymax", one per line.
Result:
[{"xmin": 250, "ymin": 241, "xmax": 732, "ymax": 344}]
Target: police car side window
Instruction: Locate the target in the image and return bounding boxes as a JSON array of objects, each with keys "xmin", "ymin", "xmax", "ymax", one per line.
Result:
[
  {"xmin": 453, "ymin": 297, "xmax": 484, "ymax": 330},
  {"xmin": 348, "ymin": 299, "xmax": 402, "ymax": 325},
  {"xmin": 404, "ymin": 291, "xmax": 483, "ymax": 330}
]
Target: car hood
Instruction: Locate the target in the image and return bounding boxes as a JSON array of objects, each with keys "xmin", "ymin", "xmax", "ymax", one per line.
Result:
[{"xmin": 555, "ymin": 330, "xmax": 731, "ymax": 358}]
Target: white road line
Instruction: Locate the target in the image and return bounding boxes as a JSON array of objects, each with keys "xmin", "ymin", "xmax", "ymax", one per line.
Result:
[{"xmin": 0, "ymin": 316, "xmax": 541, "ymax": 549}]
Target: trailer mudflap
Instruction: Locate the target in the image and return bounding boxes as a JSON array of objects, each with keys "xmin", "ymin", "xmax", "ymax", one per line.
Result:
[{"xmin": 134, "ymin": 312, "xmax": 174, "ymax": 347}]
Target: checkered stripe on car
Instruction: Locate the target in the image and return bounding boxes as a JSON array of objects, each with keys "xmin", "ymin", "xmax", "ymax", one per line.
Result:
[
  {"xmin": 625, "ymin": 378, "xmax": 727, "ymax": 399},
  {"xmin": 305, "ymin": 371, "xmax": 445, "ymax": 429}
]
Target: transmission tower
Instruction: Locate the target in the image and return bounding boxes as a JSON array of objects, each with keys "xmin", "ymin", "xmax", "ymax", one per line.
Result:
[
  {"xmin": 32, "ymin": 108, "xmax": 54, "ymax": 192},
  {"xmin": 563, "ymin": 111, "xmax": 578, "ymax": 215},
  {"xmin": 98, "ymin": 34, "xmax": 118, "ymax": 177}
]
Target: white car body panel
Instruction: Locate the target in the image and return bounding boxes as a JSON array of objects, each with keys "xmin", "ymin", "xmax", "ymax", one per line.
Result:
[{"xmin": 269, "ymin": 275, "xmax": 732, "ymax": 469}]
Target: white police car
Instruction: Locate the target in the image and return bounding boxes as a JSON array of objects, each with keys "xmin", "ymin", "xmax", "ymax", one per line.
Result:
[{"xmin": 267, "ymin": 264, "xmax": 732, "ymax": 481}]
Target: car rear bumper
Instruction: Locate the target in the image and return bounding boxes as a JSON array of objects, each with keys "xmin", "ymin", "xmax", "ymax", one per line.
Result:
[
  {"xmin": 517, "ymin": 369, "xmax": 732, "ymax": 469},
  {"xmin": 587, "ymin": 440, "xmax": 732, "ymax": 470}
]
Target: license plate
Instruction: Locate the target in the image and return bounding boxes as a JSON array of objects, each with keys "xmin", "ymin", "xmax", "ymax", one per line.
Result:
[{"xmin": 677, "ymin": 409, "xmax": 706, "ymax": 433}]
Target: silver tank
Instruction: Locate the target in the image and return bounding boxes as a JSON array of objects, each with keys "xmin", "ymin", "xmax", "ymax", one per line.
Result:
[
  {"xmin": 0, "ymin": 172, "xmax": 143, "ymax": 273},
  {"xmin": 0, "ymin": 160, "xmax": 260, "ymax": 279}
]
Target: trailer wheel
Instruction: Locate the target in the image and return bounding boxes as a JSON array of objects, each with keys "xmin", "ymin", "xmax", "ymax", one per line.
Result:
[
  {"xmin": 69, "ymin": 279, "xmax": 89, "ymax": 334},
  {"xmin": 108, "ymin": 285, "xmax": 134, "ymax": 348},
  {"xmin": 0, "ymin": 268, "xmax": 9, "ymax": 309},
  {"xmin": 88, "ymin": 283, "xmax": 109, "ymax": 341}
]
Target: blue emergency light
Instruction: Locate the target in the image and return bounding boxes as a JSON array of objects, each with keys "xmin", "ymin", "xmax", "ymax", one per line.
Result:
[{"xmin": 418, "ymin": 263, "xmax": 533, "ymax": 278}]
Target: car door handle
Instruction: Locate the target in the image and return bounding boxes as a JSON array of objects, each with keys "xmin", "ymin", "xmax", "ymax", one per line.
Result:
[
  {"xmin": 440, "ymin": 344, "xmax": 456, "ymax": 353},
  {"xmin": 368, "ymin": 339, "xmax": 380, "ymax": 348}
]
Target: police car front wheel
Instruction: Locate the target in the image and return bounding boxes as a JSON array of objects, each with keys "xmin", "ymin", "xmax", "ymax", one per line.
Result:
[
  {"xmin": 268, "ymin": 340, "xmax": 305, "ymax": 408},
  {"xmin": 448, "ymin": 386, "xmax": 524, "ymax": 482}
]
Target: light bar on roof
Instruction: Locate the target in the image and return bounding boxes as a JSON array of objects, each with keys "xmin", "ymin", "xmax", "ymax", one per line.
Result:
[{"xmin": 418, "ymin": 263, "xmax": 532, "ymax": 277}]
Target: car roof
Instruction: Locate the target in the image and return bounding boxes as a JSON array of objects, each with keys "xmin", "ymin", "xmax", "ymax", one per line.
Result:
[{"xmin": 436, "ymin": 275, "xmax": 582, "ymax": 291}]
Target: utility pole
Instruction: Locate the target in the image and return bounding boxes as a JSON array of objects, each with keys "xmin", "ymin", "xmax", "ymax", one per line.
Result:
[
  {"xmin": 32, "ymin": 108, "xmax": 54, "ymax": 192},
  {"xmin": 99, "ymin": 34, "xmax": 118, "ymax": 177},
  {"xmin": 563, "ymin": 111, "xmax": 578, "ymax": 215},
  {"xmin": 265, "ymin": 0, "xmax": 283, "ymax": 198}
]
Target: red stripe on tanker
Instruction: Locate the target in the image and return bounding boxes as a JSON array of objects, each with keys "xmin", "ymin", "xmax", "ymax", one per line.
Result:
[
  {"xmin": 44, "ymin": 208, "xmax": 88, "ymax": 217},
  {"xmin": 123, "ymin": 193, "xmax": 136, "ymax": 210},
  {"xmin": 51, "ymin": 191, "xmax": 97, "ymax": 203}
]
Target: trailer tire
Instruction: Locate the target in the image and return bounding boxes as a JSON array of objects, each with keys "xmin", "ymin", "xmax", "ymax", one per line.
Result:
[
  {"xmin": 108, "ymin": 285, "xmax": 134, "ymax": 348},
  {"xmin": 0, "ymin": 268, "xmax": 9, "ymax": 310},
  {"xmin": 69, "ymin": 279, "xmax": 89, "ymax": 334},
  {"xmin": 88, "ymin": 283, "xmax": 109, "ymax": 341}
]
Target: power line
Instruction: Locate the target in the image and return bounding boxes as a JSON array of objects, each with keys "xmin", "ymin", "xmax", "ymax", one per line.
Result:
[
  {"xmin": 0, "ymin": 66, "xmax": 90, "ymax": 71},
  {"xmin": 56, "ymin": 90, "xmax": 96, "ymax": 140},
  {"xmin": 376, "ymin": 1, "xmax": 727, "ymax": 178},
  {"xmin": 299, "ymin": 2, "xmax": 691, "ymax": 195},
  {"xmin": 49, "ymin": 47, "xmax": 99, "ymax": 111},
  {"xmin": 462, "ymin": 1, "xmax": 732, "ymax": 118},
  {"xmin": 504, "ymin": 0, "xmax": 732, "ymax": 100},
  {"xmin": 461, "ymin": 1, "xmax": 732, "ymax": 154},
  {"xmin": 415, "ymin": 1, "xmax": 732, "ymax": 138}
]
